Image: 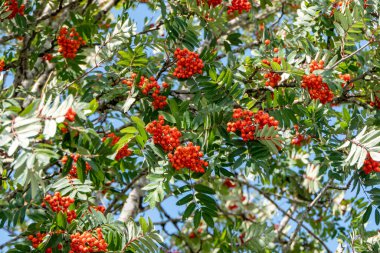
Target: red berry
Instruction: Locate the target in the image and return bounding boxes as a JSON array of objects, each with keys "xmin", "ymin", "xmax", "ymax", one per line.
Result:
[
  {"xmin": 70, "ymin": 228, "xmax": 107, "ymax": 252},
  {"xmin": 301, "ymin": 61, "xmax": 333, "ymax": 104},
  {"xmin": 173, "ymin": 48, "xmax": 204, "ymax": 79},
  {"xmin": 65, "ymin": 107, "xmax": 76, "ymax": 122},
  {"xmin": 146, "ymin": 117, "xmax": 182, "ymax": 152},
  {"xmin": 4, "ymin": 0, "xmax": 25, "ymax": 19},
  {"xmin": 0, "ymin": 60, "xmax": 5, "ymax": 72},
  {"xmin": 168, "ymin": 142, "xmax": 208, "ymax": 173},
  {"xmin": 227, "ymin": 0, "xmax": 251, "ymax": 15},
  {"xmin": 227, "ymin": 109, "xmax": 278, "ymax": 142},
  {"xmin": 102, "ymin": 133, "xmax": 132, "ymax": 160},
  {"xmin": 362, "ymin": 154, "xmax": 380, "ymax": 174},
  {"xmin": 43, "ymin": 192, "xmax": 76, "ymax": 223},
  {"xmin": 57, "ymin": 27, "xmax": 85, "ymax": 59}
]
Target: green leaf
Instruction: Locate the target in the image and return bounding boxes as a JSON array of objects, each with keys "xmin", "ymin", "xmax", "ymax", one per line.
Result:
[
  {"xmin": 362, "ymin": 205, "xmax": 372, "ymax": 224},
  {"xmin": 159, "ymin": 111, "xmax": 176, "ymax": 124},
  {"xmin": 76, "ymin": 158, "xmax": 87, "ymax": 183},
  {"xmin": 183, "ymin": 202, "xmax": 196, "ymax": 220},
  {"xmin": 56, "ymin": 211, "xmax": 67, "ymax": 229},
  {"xmin": 194, "ymin": 184, "xmax": 215, "ymax": 195},
  {"xmin": 139, "ymin": 217, "xmax": 148, "ymax": 233},
  {"xmin": 202, "ymin": 212, "xmax": 214, "ymax": 228},
  {"xmin": 193, "ymin": 209, "xmax": 201, "ymax": 228},
  {"xmin": 176, "ymin": 194, "xmax": 193, "ymax": 206}
]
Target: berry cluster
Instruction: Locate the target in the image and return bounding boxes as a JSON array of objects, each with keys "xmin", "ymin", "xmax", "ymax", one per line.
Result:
[
  {"xmin": 0, "ymin": 60, "xmax": 4, "ymax": 72},
  {"xmin": 362, "ymin": 155, "xmax": 380, "ymax": 174},
  {"xmin": 207, "ymin": 0, "xmax": 222, "ymax": 6},
  {"xmin": 42, "ymin": 192, "xmax": 77, "ymax": 223},
  {"xmin": 264, "ymin": 72, "xmax": 281, "ymax": 88},
  {"xmin": 227, "ymin": 109, "xmax": 279, "ymax": 141},
  {"xmin": 197, "ymin": 0, "xmax": 222, "ymax": 6},
  {"xmin": 330, "ymin": 0, "xmax": 353, "ymax": 16},
  {"xmin": 291, "ymin": 125, "xmax": 311, "ymax": 146},
  {"xmin": 122, "ymin": 73, "xmax": 169, "ymax": 109},
  {"xmin": 168, "ymin": 142, "xmax": 208, "ymax": 173},
  {"xmin": 173, "ymin": 48, "xmax": 204, "ymax": 79},
  {"xmin": 364, "ymin": 0, "xmax": 368, "ymax": 8},
  {"xmin": 121, "ymin": 73, "xmax": 137, "ymax": 87},
  {"xmin": 146, "ymin": 116, "xmax": 182, "ymax": 152},
  {"xmin": 227, "ymin": 0, "xmax": 251, "ymax": 15},
  {"xmin": 57, "ymin": 27, "xmax": 86, "ymax": 59},
  {"xmin": 339, "ymin": 73, "xmax": 351, "ymax": 82},
  {"xmin": 309, "ymin": 60, "xmax": 324, "ymax": 73},
  {"xmin": 370, "ymin": 96, "xmax": 380, "ymax": 108},
  {"xmin": 223, "ymin": 178, "xmax": 236, "ymax": 188},
  {"xmin": 61, "ymin": 154, "xmax": 92, "ymax": 178},
  {"xmin": 228, "ymin": 204, "xmax": 238, "ymax": 210},
  {"xmin": 28, "ymin": 233, "xmax": 47, "ymax": 249},
  {"xmin": 254, "ymin": 110, "xmax": 280, "ymax": 129},
  {"xmin": 4, "ymin": 0, "xmax": 25, "ymax": 19},
  {"xmin": 189, "ymin": 227, "xmax": 204, "ymax": 239},
  {"xmin": 65, "ymin": 107, "xmax": 76, "ymax": 122},
  {"xmin": 90, "ymin": 205, "xmax": 106, "ymax": 213},
  {"xmin": 301, "ymin": 60, "xmax": 334, "ymax": 104},
  {"xmin": 262, "ymin": 57, "xmax": 282, "ymax": 87},
  {"xmin": 70, "ymin": 228, "xmax": 107, "ymax": 253},
  {"xmin": 102, "ymin": 133, "xmax": 132, "ymax": 160},
  {"xmin": 43, "ymin": 53, "xmax": 53, "ymax": 62},
  {"xmin": 339, "ymin": 73, "xmax": 351, "ymax": 88}
]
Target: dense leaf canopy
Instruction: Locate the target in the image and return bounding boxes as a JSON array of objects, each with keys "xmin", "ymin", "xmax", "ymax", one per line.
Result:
[{"xmin": 0, "ymin": 0, "xmax": 380, "ymax": 252}]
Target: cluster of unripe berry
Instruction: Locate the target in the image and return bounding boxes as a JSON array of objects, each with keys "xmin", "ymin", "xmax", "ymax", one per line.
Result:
[
  {"xmin": 70, "ymin": 228, "xmax": 108, "ymax": 253},
  {"xmin": 301, "ymin": 60, "xmax": 334, "ymax": 104},
  {"xmin": 226, "ymin": 109, "xmax": 279, "ymax": 142},
  {"xmin": 57, "ymin": 27, "xmax": 86, "ymax": 59},
  {"xmin": 61, "ymin": 154, "xmax": 92, "ymax": 178},
  {"xmin": 4, "ymin": 0, "xmax": 25, "ymax": 19},
  {"xmin": 173, "ymin": 48, "xmax": 204, "ymax": 79},
  {"xmin": 362, "ymin": 155, "xmax": 380, "ymax": 174},
  {"xmin": 291, "ymin": 125, "xmax": 311, "ymax": 146},
  {"xmin": 65, "ymin": 107, "xmax": 77, "ymax": 122},
  {"xmin": 168, "ymin": 142, "xmax": 208, "ymax": 173},
  {"xmin": 146, "ymin": 116, "xmax": 182, "ymax": 152},
  {"xmin": 42, "ymin": 192, "xmax": 77, "ymax": 223},
  {"xmin": 227, "ymin": 0, "xmax": 252, "ymax": 15},
  {"xmin": 146, "ymin": 116, "xmax": 208, "ymax": 173},
  {"xmin": 102, "ymin": 133, "xmax": 132, "ymax": 161},
  {"xmin": 122, "ymin": 74, "xmax": 169, "ymax": 110}
]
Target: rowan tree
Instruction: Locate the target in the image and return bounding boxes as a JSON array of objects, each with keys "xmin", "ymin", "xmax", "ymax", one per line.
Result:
[{"xmin": 0, "ymin": 0, "xmax": 380, "ymax": 252}]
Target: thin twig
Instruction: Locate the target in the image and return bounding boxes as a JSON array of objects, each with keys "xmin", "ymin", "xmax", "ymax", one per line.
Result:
[
  {"xmin": 284, "ymin": 180, "xmax": 333, "ymax": 252},
  {"xmin": 327, "ymin": 41, "xmax": 372, "ymax": 70},
  {"xmin": 239, "ymin": 179, "xmax": 332, "ymax": 253}
]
